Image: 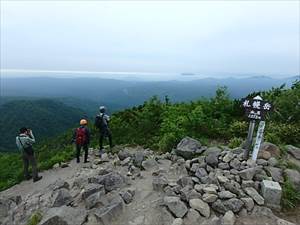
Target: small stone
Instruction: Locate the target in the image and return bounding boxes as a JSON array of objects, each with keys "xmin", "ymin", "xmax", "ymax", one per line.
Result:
[
  {"xmin": 195, "ymin": 168, "xmax": 208, "ymax": 178},
  {"xmin": 258, "ymin": 150, "xmax": 271, "ymax": 160},
  {"xmin": 218, "ymin": 163, "xmax": 230, "ymax": 170},
  {"xmin": 189, "ymin": 199, "xmax": 210, "ymax": 218},
  {"xmin": 171, "ymin": 218, "xmax": 183, "ymax": 225},
  {"xmin": 183, "ymin": 209, "xmax": 200, "ymax": 225},
  {"xmin": 223, "ymin": 152, "xmax": 235, "ymax": 163},
  {"xmin": 244, "ymin": 187, "xmax": 264, "ymax": 205},
  {"xmin": 238, "ymin": 167, "xmax": 257, "ymax": 180},
  {"xmin": 223, "ymin": 198, "xmax": 244, "ymax": 213},
  {"xmin": 217, "ymin": 175, "xmax": 229, "ymax": 184},
  {"xmin": 202, "ymin": 193, "xmax": 218, "ymax": 203},
  {"xmin": 241, "ymin": 197, "xmax": 254, "ymax": 211},
  {"xmin": 52, "ymin": 188, "xmax": 72, "ymax": 207},
  {"xmin": 218, "ymin": 191, "xmax": 236, "ymax": 199}
]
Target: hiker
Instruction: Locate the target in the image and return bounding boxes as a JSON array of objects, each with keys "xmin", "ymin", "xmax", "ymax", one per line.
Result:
[
  {"xmin": 16, "ymin": 127, "xmax": 42, "ymax": 182},
  {"xmin": 72, "ymin": 119, "xmax": 90, "ymax": 163},
  {"xmin": 94, "ymin": 106, "xmax": 113, "ymax": 155}
]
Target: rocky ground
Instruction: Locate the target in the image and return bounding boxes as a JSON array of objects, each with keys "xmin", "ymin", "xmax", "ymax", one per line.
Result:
[{"xmin": 0, "ymin": 137, "xmax": 300, "ymax": 225}]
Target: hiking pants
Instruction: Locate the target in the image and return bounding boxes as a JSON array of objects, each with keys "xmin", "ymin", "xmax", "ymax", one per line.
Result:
[
  {"xmin": 76, "ymin": 144, "xmax": 88, "ymax": 162},
  {"xmin": 22, "ymin": 151, "xmax": 38, "ymax": 180},
  {"xmin": 99, "ymin": 130, "xmax": 112, "ymax": 149}
]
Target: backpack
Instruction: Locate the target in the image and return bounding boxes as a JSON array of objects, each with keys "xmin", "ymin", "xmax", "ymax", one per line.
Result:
[
  {"xmin": 76, "ymin": 127, "xmax": 87, "ymax": 145},
  {"xmin": 95, "ymin": 114, "xmax": 106, "ymax": 129}
]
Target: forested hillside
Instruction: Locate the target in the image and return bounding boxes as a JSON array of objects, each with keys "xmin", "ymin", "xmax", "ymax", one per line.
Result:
[{"xmin": 0, "ymin": 99, "xmax": 86, "ymax": 152}]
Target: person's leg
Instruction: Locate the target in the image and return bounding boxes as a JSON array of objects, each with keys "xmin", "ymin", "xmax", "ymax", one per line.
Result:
[
  {"xmin": 22, "ymin": 152, "xmax": 30, "ymax": 179},
  {"xmin": 99, "ymin": 133, "xmax": 104, "ymax": 150},
  {"xmin": 108, "ymin": 133, "xmax": 113, "ymax": 148},
  {"xmin": 76, "ymin": 144, "xmax": 81, "ymax": 163},
  {"xmin": 84, "ymin": 144, "xmax": 89, "ymax": 163},
  {"xmin": 29, "ymin": 154, "xmax": 38, "ymax": 180}
]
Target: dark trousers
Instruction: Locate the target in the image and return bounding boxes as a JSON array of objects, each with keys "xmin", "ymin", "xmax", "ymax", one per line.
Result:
[
  {"xmin": 76, "ymin": 144, "xmax": 88, "ymax": 162},
  {"xmin": 99, "ymin": 131, "xmax": 113, "ymax": 150},
  {"xmin": 22, "ymin": 152, "xmax": 38, "ymax": 179}
]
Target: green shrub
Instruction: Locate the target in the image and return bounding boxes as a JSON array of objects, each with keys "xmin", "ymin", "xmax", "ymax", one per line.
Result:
[
  {"xmin": 282, "ymin": 179, "xmax": 300, "ymax": 209},
  {"xmin": 228, "ymin": 137, "xmax": 243, "ymax": 149}
]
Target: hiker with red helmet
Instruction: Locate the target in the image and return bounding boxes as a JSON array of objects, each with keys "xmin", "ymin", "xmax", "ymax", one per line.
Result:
[{"xmin": 72, "ymin": 119, "xmax": 90, "ymax": 163}]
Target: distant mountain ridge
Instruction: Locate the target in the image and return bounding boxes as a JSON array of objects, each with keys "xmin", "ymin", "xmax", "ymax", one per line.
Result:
[
  {"xmin": 2, "ymin": 76, "xmax": 299, "ymax": 108},
  {"xmin": 0, "ymin": 99, "xmax": 85, "ymax": 152}
]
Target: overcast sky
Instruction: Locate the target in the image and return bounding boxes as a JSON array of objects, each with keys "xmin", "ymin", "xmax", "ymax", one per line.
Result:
[{"xmin": 1, "ymin": 1, "xmax": 299, "ymax": 79}]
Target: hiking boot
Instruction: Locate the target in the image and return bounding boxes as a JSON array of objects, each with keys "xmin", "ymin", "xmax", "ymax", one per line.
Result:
[
  {"xmin": 25, "ymin": 175, "xmax": 32, "ymax": 180},
  {"xmin": 84, "ymin": 160, "xmax": 90, "ymax": 163},
  {"xmin": 33, "ymin": 176, "xmax": 42, "ymax": 182}
]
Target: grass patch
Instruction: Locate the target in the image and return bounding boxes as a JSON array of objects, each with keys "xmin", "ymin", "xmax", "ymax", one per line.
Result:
[
  {"xmin": 282, "ymin": 179, "xmax": 300, "ymax": 209},
  {"xmin": 27, "ymin": 211, "xmax": 42, "ymax": 225}
]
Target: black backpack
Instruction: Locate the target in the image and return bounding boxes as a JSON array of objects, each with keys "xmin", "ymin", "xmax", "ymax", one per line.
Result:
[{"xmin": 94, "ymin": 114, "xmax": 105, "ymax": 129}]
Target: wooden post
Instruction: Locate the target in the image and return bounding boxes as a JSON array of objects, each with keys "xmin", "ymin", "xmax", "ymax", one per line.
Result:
[
  {"xmin": 252, "ymin": 120, "xmax": 266, "ymax": 161},
  {"xmin": 243, "ymin": 120, "xmax": 256, "ymax": 160}
]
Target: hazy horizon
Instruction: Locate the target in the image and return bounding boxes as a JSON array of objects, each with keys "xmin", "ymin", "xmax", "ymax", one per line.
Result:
[{"xmin": 1, "ymin": 1, "xmax": 299, "ymax": 79}]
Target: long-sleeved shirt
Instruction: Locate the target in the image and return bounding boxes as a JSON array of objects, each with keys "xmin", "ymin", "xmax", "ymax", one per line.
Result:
[
  {"xmin": 16, "ymin": 132, "xmax": 35, "ymax": 151},
  {"xmin": 72, "ymin": 126, "xmax": 90, "ymax": 144}
]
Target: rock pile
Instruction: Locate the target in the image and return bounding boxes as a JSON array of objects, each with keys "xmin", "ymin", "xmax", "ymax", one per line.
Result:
[{"xmin": 0, "ymin": 138, "xmax": 299, "ymax": 225}]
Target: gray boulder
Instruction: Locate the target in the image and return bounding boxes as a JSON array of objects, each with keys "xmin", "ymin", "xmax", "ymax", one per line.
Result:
[
  {"xmin": 189, "ymin": 198, "xmax": 210, "ymax": 218},
  {"xmin": 260, "ymin": 142, "xmax": 281, "ymax": 158},
  {"xmin": 133, "ymin": 150, "xmax": 146, "ymax": 167},
  {"xmin": 220, "ymin": 210, "xmax": 235, "ymax": 225},
  {"xmin": 211, "ymin": 200, "xmax": 227, "ymax": 214},
  {"xmin": 223, "ymin": 198, "xmax": 244, "ymax": 213},
  {"xmin": 244, "ymin": 187, "xmax": 264, "ymax": 205},
  {"xmin": 39, "ymin": 206, "xmax": 86, "ymax": 225},
  {"xmin": 93, "ymin": 195, "xmax": 124, "ymax": 225},
  {"xmin": 218, "ymin": 191, "xmax": 236, "ymax": 199},
  {"xmin": 238, "ymin": 167, "xmax": 257, "ymax": 180},
  {"xmin": 142, "ymin": 158, "xmax": 159, "ymax": 171},
  {"xmin": 195, "ymin": 168, "xmax": 208, "ymax": 178},
  {"xmin": 95, "ymin": 172, "xmax": 126, "ymax": 192},
  {"xmin": 164, "ymin": 196, "xmax": 188, "ymax": 218},
  {"xmin": 284, "ymin": 169, "xmax": 300, "ymax": 191},
  {"xmin": 51, "ymin": 188, "xmax": 72, "ymax": 207},
  {"xmin": 153, "ymin": 175, "xmax": 168, "ymax": 191},
  {"xmin": 264, "ymin": 167, "xmax": 283, "ymax": 183},
  {"xmin": 119, "ymin": 191, "xmax": 133, "ymax": 204},
  {"xmin": 286, "ymin": 145, "xmax": 300, "ymax": 160},
  {"xmin": 118, "ymin": 148, "xmax": 132, "ymax": 161},
  {"xmin": 205, "ymin": 148, "xmax": 222, "ymax": 167},
  {"xmin": 241, "ymin": 197, "xmax": 254, "ymax": 211},
  {"xmin": 82, "ymin": 184, "xmax": 105, "ymax": 200},
  {"xmin": 175, "ymin": 137, "xmax": 205, "ymax": 159}
]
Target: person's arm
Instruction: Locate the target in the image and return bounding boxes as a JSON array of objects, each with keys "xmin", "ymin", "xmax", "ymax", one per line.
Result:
[
  {"xmin": 16, "ymin": 137, "xmax": 22, "ymax": 150},
  {"xmin": 86, "ymin": 128, "xmax": 91, "ymax": 144},
  {"xmin": 25, "ymin": 130, "xmax": 36, "ymax": 145},
  {"xmin": 72, "ymin": 129, "xmax": 77, "ymax": 143}
]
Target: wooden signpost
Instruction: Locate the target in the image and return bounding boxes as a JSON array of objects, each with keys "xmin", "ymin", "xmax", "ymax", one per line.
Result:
[{"xmin": 241, "ymin": 96, "xmax": 273, "ymax": 161}]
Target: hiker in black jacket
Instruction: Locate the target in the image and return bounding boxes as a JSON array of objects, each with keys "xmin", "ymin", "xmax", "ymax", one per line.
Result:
[
  {"xmin": 72, "ymin": 119, "xmax": 90, "ymax": 163},
  {"xmin": 94, "ymin": 106, "xmax": 113, "ymax": 155}
]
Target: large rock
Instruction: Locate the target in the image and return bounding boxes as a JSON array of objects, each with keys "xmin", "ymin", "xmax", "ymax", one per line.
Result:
[
  {"xmin": 284, "ymin": 169, "xmax": 300, "ymax": 191},
  {"xmin": 223, "ymin": 198, "xmax": 244, "ymax": 213},
  {"xmin": 82, "ymin": 184, "xmax": 105, "ymax": 200},
  {"xmin": 205, "ymin": 147, "xmax": 222, "ymax": 167},
  {"xmin": 175, "ymin": 137, "xmax": 205, "ymax": 159},
  {"xmin": 118, "ymin": 148, "xmax": 132, "ymax": 161},
  {"xmin": 164, "ymin": 196, "xmax": 188, "ymax": 218},
  {"xmin": 183, "ymin": 209, "xmax": 201, "ymax": 225},
  {"xmin": 85, "ymin": 191, "xmax": 106, "ymax": 209},
  {"xmin": 39, "ymin": 206, "xmax": 86, "ymax": 225},
  {"xmin": 261, "ymin": 180, "xmax": 282, "ymax": 209},
  {"xmin": 260, "ymin": 142, "xmax": 281, "ymax": 158},
  {"xmin": 264, "ymin": 167, "xmax": 284, "ymax": 183},
  {"xmin": 286, "ymin": 145, "xmax": 300, "ymax": 160},
  {"xmin": 133, "ymin": 150, "xmax": 146, "ymax": 167},
  {"xmin": 93, "ymin": 195, "xmax": 124, "ymax": 225},
  {"xmin": 244, "ymin": 187, "xmax": 264, "ymax": 205},
  {"xmin": 142, "ymin": 159, "xmax": 159, "ymax": 171},
  {"xmin": 93, "ymin": 172, "xmax": 126, "ymax": 192},
  {"xmin": 51, "ymin": 188, "xmax": 72, "ymax": 207},
  {"xmin": 189, "ymin": 199, "xmax": 210, "ymax": 218},
  {"xmin": 153, "ymin": 175, "xmax": 168, "ymax": 191},
  {"xmin": 220, "ymin": 210, "xmax": 235, "ymax": 225}
]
